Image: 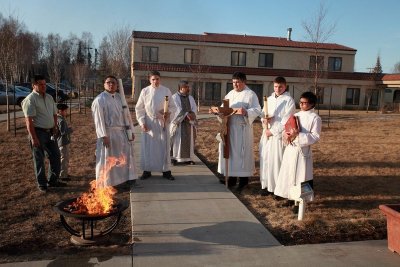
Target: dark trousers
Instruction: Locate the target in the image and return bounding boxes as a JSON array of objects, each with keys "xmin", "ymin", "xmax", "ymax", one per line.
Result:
[{"xmin": 31, "ymin": 130, "xmax": 61, "ymax": 187}]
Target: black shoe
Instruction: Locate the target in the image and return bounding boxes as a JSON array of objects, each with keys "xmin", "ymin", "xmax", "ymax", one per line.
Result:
[
  {"xmin": 188, "ymin": 161, "xmax": 195, "ymax": 165},
  {"xmin": 140, "ymin": 171, "xmax": 151, "ymax": 180},
  {"xmin": 48, "ymin": 181, "xmax": 67, "ymax": 187},
  {"xmin": 171, "ymin": 159, "xmax": 177, "ymax": 166},
  {"xmin": 163, "ymin": 171, "xmax": 175, "ymax": 180},
  {"xmin": 281, "ymin": 200, "xmax": 295, "ymax": 207},
  {"xmin": 236, "ymin": 177, "xmax": 249, "ymax": 193},
  {"xmin": 227, "ymin": 177, "xmax": 237, "ymax": 188},
  {"xmin": 259, "ymin": 189, "xmax": 272, "ymax": 196},
  {"xmin": 39, "ymin": 186, "xmax": 48, "ymax": 193},
  {"xmin": 292, "ymin": 205, "xmax": 299, "ymax": 214},
  {"xmin": 218, "ymin": 177, "xmax": 226, "ymax": 184},
  {"xmin": 272, "ymin": 195, "xmax": 285, "ymax": 201}
]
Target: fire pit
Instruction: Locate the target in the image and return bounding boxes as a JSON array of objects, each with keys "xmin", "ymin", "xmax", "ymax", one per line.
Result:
[{"xmin": 53, "ymin": 197, "xmax": 129, "ymax": 245}]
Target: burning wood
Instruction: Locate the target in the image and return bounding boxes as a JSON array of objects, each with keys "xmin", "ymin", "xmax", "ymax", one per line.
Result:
[{"xmin": 63, "ymin": 155, "xmax": 126, "ymax": 215}]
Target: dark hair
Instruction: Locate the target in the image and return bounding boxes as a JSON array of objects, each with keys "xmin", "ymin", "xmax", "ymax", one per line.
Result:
[
  {"xmin": 300, "ymin": 91, "xmax": 317, "ymax": 109},
  {"xmin": 274, "ymin": 76, "xmax": 286, "ymax": 84},
  {"xmin": 232, "ymin": 71, "xmax": 247, "ymax": 82},
  {"xmin": 33, "ymin": 74, "xmax": 46, "ymax": 83},
  {"xmin": 57, "ymin": 103, "xmax": 69, "ymax": 111},
  {"xmin": 148, "ymin": 70, "xmax": 161, "ymax": 78},
  {"xmin": 103, "ymin": 75, "xmax": 117, "ymax": 83},
  {"xmin": 178, "ymin": 80, "xmax": 189, "ymax": 90}
]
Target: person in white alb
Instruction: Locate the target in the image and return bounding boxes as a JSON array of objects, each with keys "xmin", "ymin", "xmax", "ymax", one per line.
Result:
[
  {"xmin": 136, "ymin": 71, "xmax": 177, "ymax": 180},
  {"xmin": 210, "ymin": 71, "xmax": 261, "ymax": 193},
  {"xmin": 259, "ymin": 76, "xmax": 295, "ymax": 197},
  {"xmin": 170, "ymin": 80, "xmax": 198, "ymax": 165},
  {"xmin": 91, "ymin": 75, "xmax": 138, "ymax": 187},
  {"xmin": 274, "ymin": 91, "xmax": 322, "ymax": 209}
]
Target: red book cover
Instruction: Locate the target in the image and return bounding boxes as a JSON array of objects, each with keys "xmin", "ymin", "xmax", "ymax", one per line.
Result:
[{"xmin": 285, "ymin": 115, "xmax": 299, "ymax": 133}]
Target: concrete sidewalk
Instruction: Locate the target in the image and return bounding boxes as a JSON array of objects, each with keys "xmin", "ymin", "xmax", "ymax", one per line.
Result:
[{"xmin": 2, "ymin": 121, "xmax": 400, "ymax": 266}]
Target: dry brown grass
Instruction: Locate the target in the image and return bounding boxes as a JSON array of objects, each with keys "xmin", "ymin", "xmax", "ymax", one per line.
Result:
[
  {"xmin": 0, "ymin": 105, "xmax": 399, "ymax": 263},
  {"xmin": 0, "ymin": 110, "xmax": 132, "ymax": 263},
  {"xmin": 195, "ymin": 108, "xmax": 400, "ymax": 245}
]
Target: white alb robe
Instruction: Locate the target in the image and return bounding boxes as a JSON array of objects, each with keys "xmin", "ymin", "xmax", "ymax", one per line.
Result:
[
  {"xmin": 170, "ymin": 92, "xmax": 197, "ymax": 162},
  {"xmin": 274, "ymin": 109, "xmax": 322, "ymax": 199},
  {"xmin": 259, "ymin": 91, "xmax": 295, "ymax": 192},
  {"xmin": 136, "ymin": 85, "xmax": 177, "ymax": 172},
  {"xmin": 217, "ymin": 87, "xmax": 261, "ymax": 177},
  {"xmin": 91, "ymin": 91, "xmax": 138, "ymax": 187}
]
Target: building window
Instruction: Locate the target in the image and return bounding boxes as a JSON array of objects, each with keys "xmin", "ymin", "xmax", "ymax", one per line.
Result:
[
  {"xmin": 184, "ymin": 49, "xmax": 200, "ymax": 64},
  {"xmin": 142, "ymin": 46, "xmax": 158, "ymax": 62},
  {"xmin": 346, "ymin": 88, "xmax": 360, "ymax": 105},
  {"xmin": 258, "ymin": 53, "xmax": 273, "ymax": 68},
  {"xmin": 328, "ymin": 57, "xmax": 342, "ymax": 71},
  {"xmin": 309, "ymin": 56, "xmax": 324, "ymax": 70},
  {"xmin": 365, "ymin": 89, "xmax": 380, "ymax": 106},
  {"xmin": 231, "ymin": 51, "xmax": 246, "ymax": 66},
  {"xmin": 204, "ymin": 82, "xmax": 221, "ymax": 102}
]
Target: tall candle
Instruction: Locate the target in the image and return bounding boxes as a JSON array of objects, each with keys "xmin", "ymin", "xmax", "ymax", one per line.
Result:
[
  {"xmin": 263, "ymin": 96, "xmax": 268, "ymax": 118},
  {"xmin": 164, "ymin": 96, "xmax": 169, "ymax": 113}
]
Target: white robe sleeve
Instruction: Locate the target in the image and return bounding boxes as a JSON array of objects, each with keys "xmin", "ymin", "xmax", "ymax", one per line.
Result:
[
  {"xmin": 91, "ymin": 96, "xmax": 107, "ymax": 138},
  {"xmin": 245, "ymin": 91, "xmax": 262, "ymax": 125},
  {"xmin": 270, "ymin": 96, "xmax": 296, "ymax": 136},
  {"xmin": 135, "ymin": 88, "xmax": 146, "ymax": 126},
  {"xmin": 297, "ymin": 114, "xmax": 322, "ymax": 147}
]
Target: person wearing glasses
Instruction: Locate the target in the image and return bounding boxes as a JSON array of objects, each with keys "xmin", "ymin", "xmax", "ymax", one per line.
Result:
[
  {"xmin": 259, "ymin": 76, "xmax": 295, "ymax": 198},
  {"xmin": 21, "ymin": 74, "xmax": 65, "ymax": 193},
  {"xmin": 136, "ymin": 71, "xmax": 177, "ymax": 180},
  {"xmin": 274, "ymin": 91, "xmax": 322, "ymax": 211},
  {"xmin": 91, "ymin": 75, "xmax": 138, "ymax": 188}
]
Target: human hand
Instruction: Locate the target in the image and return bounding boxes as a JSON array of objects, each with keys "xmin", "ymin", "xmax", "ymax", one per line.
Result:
[
  {"xmin": 265, "ymin": 129, "xmax": 272, "ymax": 137},
  {"xmin": 102, "ymin": 136, "xmax": 110, "ymax": 148},
  {"xmin": 141, "ymin": 124, "xmax": 149, "ymax": 132},
  {"xmin": 236, "ymin": 107, "xmax": 247, "ymax": 116}
]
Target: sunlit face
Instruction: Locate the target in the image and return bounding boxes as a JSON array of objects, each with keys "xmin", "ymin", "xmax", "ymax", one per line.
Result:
[
  {"xmin": 33, "ymin": 80, "xmax": 46, "ymax": 95},
  {"xmin": 149, "ymin": 75, "xmax": 160, "ymax": 88},
  {"xmin": 274, "ymin": 82, "xmax": 286, "ymax": 96},
  {"xmin": 180, "ymin": 85, "xmax": 190, "ymax": 96},
  {"xmin": 232, "ymin": 79, "xmax": 245, "ymax": 92},
  {"xmin": 104, "ymin": 77, "xmax": 118, "ymax": 93},
  {"xmin": 59, "ymin": 109, "xmax": 68, "ymax": 117},
  {"xmin": 299, "ymin": 97, "xmax": 312, "ymax": 111}
]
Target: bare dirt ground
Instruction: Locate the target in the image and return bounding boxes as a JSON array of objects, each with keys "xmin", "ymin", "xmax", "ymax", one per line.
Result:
[{"xmin": 0, "ymin": 105, "xmax": 399, "ymax": 263}]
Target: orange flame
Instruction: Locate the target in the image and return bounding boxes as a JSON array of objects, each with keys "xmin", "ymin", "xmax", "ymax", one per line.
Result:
[{"xmin": 71, "ymin": 154, "xmax": 126, "ymax": 215}]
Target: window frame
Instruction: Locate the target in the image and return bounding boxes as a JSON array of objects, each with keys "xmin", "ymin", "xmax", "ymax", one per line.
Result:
[
  {"xmin": 258, "ymin": 53, "xmax": 274, "ymax": 68},
  {"xmin": 328, "ymin": 57, "xmax": 342, "ymax": 71},
  {"xmin": 346, "ymin": 88, "xmax": 360, "ymax": 105},
  {"xmin": 231, "ymin": 51, "xmax": 246, "ymax": 66},
  {"xmin": 309, "ymin": 55, "xmax": 324, "ymax": 70},
  {"xmin": 142, "ymin": 46, "xmax": 159, "ymax": 62},
  {"xmin": 184, "ymin": 48, "xmax": 200, "ymax": 64}
]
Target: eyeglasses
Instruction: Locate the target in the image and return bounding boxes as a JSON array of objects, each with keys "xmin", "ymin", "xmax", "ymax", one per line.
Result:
[
  {"xmin": 105, "ymin": 81, "xmax": 116, "ymax": 84},
  {"xmin": 299, "ymin": 101, "xmax": 309, "ymax": 105}
]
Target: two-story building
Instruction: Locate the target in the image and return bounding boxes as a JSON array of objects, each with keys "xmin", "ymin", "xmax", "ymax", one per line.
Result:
[{"xmin": 130, "ymin": 30, "xmax": 400, "ymax": 110}]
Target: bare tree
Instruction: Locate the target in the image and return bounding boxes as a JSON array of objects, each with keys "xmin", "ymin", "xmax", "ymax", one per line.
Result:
[
  {"xmin": 302, "ymin": 2, "xmax": 336, "ymax": 94},
  {"xmin": 392, "ymin": 62, "xmax": 400, "ymax": 73},
  {"xmin": 44, "ymin": 33, "xmax": 63, "ymax": 100},
  {"xmin": 0, "ymin": 14, "xmax": 24, "ymax": 131}
]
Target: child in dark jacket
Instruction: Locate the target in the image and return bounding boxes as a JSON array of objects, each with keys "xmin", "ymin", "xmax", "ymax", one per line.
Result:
[{"xmin": 56, "ymin": 104, "xmax": 73, "ymax": 180}]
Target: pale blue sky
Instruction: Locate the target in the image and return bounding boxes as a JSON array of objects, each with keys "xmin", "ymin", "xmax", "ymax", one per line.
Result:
[{"xmin": 2, "ymin": 0, "xmax": 399, "ymax": 73}]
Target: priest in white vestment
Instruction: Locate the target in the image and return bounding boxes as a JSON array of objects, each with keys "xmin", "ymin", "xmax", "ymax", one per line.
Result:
[
  {"xmin": 170, "ymin": 81, "xmax": 198, "ymax": 165},
  {"xmin": 136, "ymin": 71, "xmax": 177, "ymax": 180},
  {"xmin": 214, "ymin": 72, "xmax": 261, "ymax": 192},
  {"xmin": 274, "ymin": 92, "xmax": 322, "ymax": 200},
  {"xmin": 259, "ymin": 76, "xmax": 295, "ymax": 196},
  {"xmin": 91, "ymin": 75, "xmax": 138, "ymax": 187}
]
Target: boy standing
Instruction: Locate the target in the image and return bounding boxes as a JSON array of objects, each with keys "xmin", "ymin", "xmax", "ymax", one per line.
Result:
[
  {"xmin": 56, "ymin": 103, "xmax": 73, "ymax": 181},
  {"xmin": 259, "ymin": 76, "xmax": 295, "ymax": 196},
  {"xmin": 274, "ymin": 92, "xmax": 322, "ymax": 202}
]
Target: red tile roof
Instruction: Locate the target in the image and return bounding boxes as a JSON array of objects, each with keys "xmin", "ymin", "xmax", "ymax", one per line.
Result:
[
  {"xmin": 132, "ymin": 30, "xmax": 356, "ymax": 52},
  {"xmin": 381, "ymin": 73, "xmax": 400, "ymax": 81},
  {"xmin": 133, "ymin": 62, "xmax": 375, "ymax": 81}
]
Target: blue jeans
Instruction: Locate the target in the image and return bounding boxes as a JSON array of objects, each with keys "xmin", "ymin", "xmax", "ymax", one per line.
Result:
[{"xmin": 31, "ymin": 130, "xmax": 61, "ymax": 188}]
